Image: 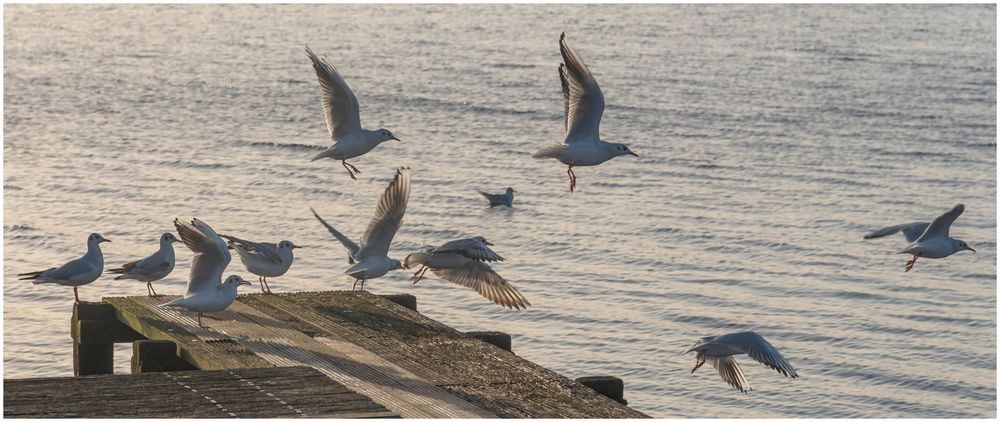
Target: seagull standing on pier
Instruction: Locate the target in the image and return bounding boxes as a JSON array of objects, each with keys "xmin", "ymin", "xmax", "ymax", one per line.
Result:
[
  {"xmin": 404, "ymin": 237, "xmax": 530, "ymax": 310},
  {"xmin": 863, "ymin": 203, "xmax": 975, "ymax": 272},
  {"xmin": 684, "ymin": 331, "xmax": 798, "ymax": 393},
  {"xmin": 162, "ymin": 218, "xmax": 251, "ymax": 327},
  {"xmin": 107, "ymin": 233, "xmax": 179, "ymax": 297},
  {"xmin": 220, "ymin": 234, "xmax": 302, "ymax": 294},
  {"xmin": 478, "ymin": 187, "xmax": 515, "ymax": 208},
  {"xmin": 306, "ymin": 46, "xmax": 400, "ymax": 180},
  {"xmin": 532, "ymin": 32, "xmax": 638, "ymax": 193},
  {"xmin": 18, "ymin": 233, "xmax": 111, "ymax": 303},
  {"xmin": 311, "ymin": 168, "xmax": 411, "ymax": 291}
]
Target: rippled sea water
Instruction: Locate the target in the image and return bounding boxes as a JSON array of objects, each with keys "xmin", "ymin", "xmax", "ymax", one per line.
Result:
[{"xmin": 4, "ymin": 4, "xmax": 996, "ymax": 418}]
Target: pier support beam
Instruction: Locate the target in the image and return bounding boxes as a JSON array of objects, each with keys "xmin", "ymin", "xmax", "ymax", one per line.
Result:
[
  {"xmin": 466, "ymin": 331, "xmax": 512, "ymax": 352},
  {"xmin": 71, "ymin": 302, "xmax": 115, "ymax": 376},
  {"xmin": 576, "ymin": 376, "xmax": 627, "ymax": 405},
  {"xmin": 131, "ymin": 340, "xmax": 197, "ymax": 373},
  {"xmin": 379, "ymin": 294, "xmax": 417, "ymax": 312}
]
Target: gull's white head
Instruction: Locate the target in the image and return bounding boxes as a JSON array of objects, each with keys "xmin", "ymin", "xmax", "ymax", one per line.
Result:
[
  {"xmin": 160, "ymin": 233, "xmax": 179, "ymax": 245},
  {"xmin": 278, "ymin": 240, "xmax": 303, "ymax": 250},
  {"xmin": 505, "ymin": 187, "xmax": 516, "ymax": 194},
  {"xmin": 472, "ymin": 236, "xmax": 494, "ymax": 246},
  {"xmin": 375, "ymin": 128, "xmax": 400, "ymax": 143},
  {"xmin": 224, "ymin": 275, "xmax": 253, "ymax": 289},
  {"xmin": 953, "ymin": 239, "xmax": 976, "ymax": 254},
  {"xmin": 610, "ymin": 143, "xmax": 638, "ymax": 158},
  {"xmin": 88, "ymin": 233, "xmax": 111, "ymax": 245}
]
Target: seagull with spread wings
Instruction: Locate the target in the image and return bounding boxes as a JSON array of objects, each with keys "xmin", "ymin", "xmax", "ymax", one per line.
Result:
[
  {"xmin": 161, "ymin": 218, "xmax": 251, "ymax": 327},
  {"xmin": 864, "ymin": 204, "xmax": 975, "ymax": 272},
  {"xmin": 685, "ymin": 331, "xmax": 798, "ymax": 393},
  {"xmin": 532, "ymin": 32, "xmax": 638, "ymax": 193},
  {"xmin": 305, "ymin": 46, "xmax": 400, "ymax": 180},
  {"xmin": 404, "ymin": 237, "xmax": 530, "ymax": 310},
  {"xmin": 311, "ymin": 168, "xmax": 411, "ymax": 291}
]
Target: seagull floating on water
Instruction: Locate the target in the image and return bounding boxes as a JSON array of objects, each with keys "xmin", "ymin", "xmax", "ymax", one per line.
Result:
[
  {"xmin": 864, "ymin": 203, "xmax": 975, "ymax": 272},
  {"xmin": 162, "ymin": 218, "xmax": 251, "ymax": 327},
  {"xmin": 311, "ymin": 168, "xmax": 411, "ymax": 291},
  {"xmin": 306, "ymin": 46, "xmax": 400, "ymax": 180},
  {"xmin": 404, "ymin": 237, "xmax": 530, "ymax": 310},
  {"xmin": 532, "ymin": 32, "xmax": 638, "ymax": 193},
  {"xmin": 19, "ymin": 233, "xmax": 110, "ymax": 303},
  {"xmin": 220, "ymin": 234, "xmax": 302, "ymax": 294},
  {"xmin": 478, "ymin": 187, "xmax": 515, "ymax": 208},
  {"xmin": 107, "ymin": 232, "xmax": 179, "ymax": 297},
  {"xmin": 684, "ymin": 331, "xmax": 798, "ymax": 393}
]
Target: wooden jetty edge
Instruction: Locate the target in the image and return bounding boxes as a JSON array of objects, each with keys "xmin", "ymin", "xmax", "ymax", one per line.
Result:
[{"xmin": 5, "ymin": 291, "xmax": 649, "ymax": 418}]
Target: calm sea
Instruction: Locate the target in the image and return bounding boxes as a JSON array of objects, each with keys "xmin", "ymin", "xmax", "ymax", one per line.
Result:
[{"xmin": 4, "ymin": 4, "xmax": 996, "ymax": 417}]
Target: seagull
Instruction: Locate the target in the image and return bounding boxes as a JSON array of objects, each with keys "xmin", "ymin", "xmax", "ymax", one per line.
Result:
[
  {"xmin": 404, "ymin": 237, "xmax": 530, "ymax": 310},
  {"xmin": 478, "ymin": 187, "xmax": 515, "ymax": 208},
  {"xmin": 684, "ymin": 331, "xmax": 798, "ymax": 393},
  {"xmin": 532, "ymin": 32, "xmax": 638, "ymax": 193},
  {"xmin": 18, "ymin": 233, "xmax": 110, "ymax": 303},
  {"xmin": 161, "ymin": 218, "xmax": 251, "ymax": 327},
  {"xmin": 107, "ymin": 233, "xmax": 179, "ymax": 297},
  {"xmin": 864, "ymin": 204, "xmax": 975, "ymax": 272},
  {"xmin": 305, "ymin": 46, "xmax": 400, "ymax": 180},
  {"xmin": 311, "ymin": 167, "xmax": 411, "ymax": 291},
  {"xmin": 219, "ymin": 234, "xmax": 302, "ymax": 294}
]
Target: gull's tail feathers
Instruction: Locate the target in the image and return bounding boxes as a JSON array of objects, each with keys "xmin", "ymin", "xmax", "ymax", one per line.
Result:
[{"xmin": 532, "ymin": 144, "xmax": 568, "ymax": 159}]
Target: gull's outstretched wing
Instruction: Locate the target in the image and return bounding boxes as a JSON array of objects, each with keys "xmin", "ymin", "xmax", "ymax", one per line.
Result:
[
  {"xmin": 432, "ymin": 238, "xmax": 505, "ymax": 262},
  {"xmin": 918, "ymin": 204, "xmax": 965, "ymax": 241},
  {"xmin": 712, "ymin": 331, "xmax": 798, "ymax": 378},
  {"xmin": 559, "ymin": 33, "xmax": 605, "ymax": 143},
  {"xmin": 220, "ymin": 234, "xmax": 283, "ymax": 265},
  {"xmin": 707, "ymin": 355, "xmax": 752, "ymax": 393},
  {"xmin": 430, "ymin": 261, "xmax": 530, "ymax": 310},
  {"xmin": 310, "ymin": 208, "xmax": 361, "ymax": 258},
  {"xmin": 358, "ymin": 168, "xmax": 411, "ymax": 259},
  {"xmin": 305, "ymin": 46, "xmax": 362, "ymax": 141},
  {"xmin": 863, "ymin": 222, "xmax": 929, "ymax": 243},
  {"xmin": 174, "ymin": 218, "xmax": 231, "ymax": 296}
]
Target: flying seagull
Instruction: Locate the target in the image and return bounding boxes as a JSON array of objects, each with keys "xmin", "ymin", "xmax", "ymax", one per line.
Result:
[
  {"xmin": 19, "ymin": 233, "xmax": 110, "ymax": 303},
  {"xmin": 311, "ymin": 167, "xmax": 411, "ymax": 290},
  {"xmin": 532, "ymin": 32, "xmax": 638, "ymax": 193},
  {"xmin": 107, "ymin": 232, "xmax": 179, "ymax": 297},
  {"xmin": 864, "ymin": 204, "xmax": 975, "ymax": 272},
  {"xmin": 306, "ymin": 46, "xmax": 400, "ymax": 180},
  {"xmin": 404, "ymin": 236, "xmax": 530, "ymax": 310},
  {"xmin": 684, "ymin": 331, "xmax": 798, "ymax": 393}
]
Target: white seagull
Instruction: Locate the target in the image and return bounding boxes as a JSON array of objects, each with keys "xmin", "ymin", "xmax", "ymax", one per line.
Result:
[
  {"xmin": 311, "ymin": 167, "xmax": 411, "ymax": 291},
  {"xmin": 532, "ymin": 32, "xmax": 638, "ymax": 193},
  {"xmin": 864, "ymin": 203, "xmax": 975, "ymax": 272},
  {"xmin": 306, "ymin": 46, "xmax": 400, "ymax": 180},
  {"xmin": 684, "ymin": 331, "xmax": 798, "ymax": 393},
  {"xmin": 404, "ymin": 237, "xmax": 530, "ymax": 310},
  {"xmin": 478, "ymin": 187, "xmax": 515, "ymax": 208},
  {"xmin": 19, "ymin": 233, "xmax": 111, "ymax": 303},
  {"xmin": 219, "ymin": 234, "xmax": 302, "ymax": 294},
  {"xmin": 107, "ymin": 232, "xmax": 179, "ymax": 297},
  {"xmin": 162, "ymin": 218, "xmax": 251, "ymax": 327}
]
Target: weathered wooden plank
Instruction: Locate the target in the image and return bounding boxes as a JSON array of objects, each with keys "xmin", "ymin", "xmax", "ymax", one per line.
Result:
[
  {"xmin": 116, "ymin": 294, "xmax": 495, "ymax": 418},
  {"xmin": 4, "ymin": 366, "xmax": 397, "ymax": 418}
]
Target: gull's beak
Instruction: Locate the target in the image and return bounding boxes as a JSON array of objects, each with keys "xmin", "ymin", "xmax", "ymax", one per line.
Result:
[
  {"xmin": 392, "ymin": 136, "xmax": 401, "ymax": 142},
  {"xmin": 293, "ymin": 245, "xmax": 304, "ymax": 249},
  {"xmin": 967, "ymin": 247, "xmax": 976, "ymax": 253},
  {"xmin": 101, "ymin": 238, "xmax": 112, "ymax": 243},
  {"xmin": 629, "ymin": 151, "xmax": 639, "ymax": 157},
  {"xmin": 485, "ymin": 241, "xmax": 494, "ymax": 246},
  {"xmin": 240, "ymin": 280, "xmax": 252, "ymax": 286}
]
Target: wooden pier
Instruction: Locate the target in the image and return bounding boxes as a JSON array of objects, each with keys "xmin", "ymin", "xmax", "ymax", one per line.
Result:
[{"xmin": 4, "ymin": 291, "xmax": 648, "ymax": 418}]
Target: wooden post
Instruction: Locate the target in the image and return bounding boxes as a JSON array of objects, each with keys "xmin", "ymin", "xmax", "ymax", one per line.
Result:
[
  {"xmin": 131, "ymin": 340, "xmax": 197, "ymax": 373},
  {"xmin": 576, "ymin": 376, "xmax": 627, "ymax": 405},
  {"xmin": 71, "ymin": 302, "xmax": 115, "ymax": 376},
  {"xmin": 379, "ymin": 294, "xmax": 417, "ymax": 312},
  {"xmin": 466, "ymin": 331, "xmax": 512, "ymax": 352}
]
